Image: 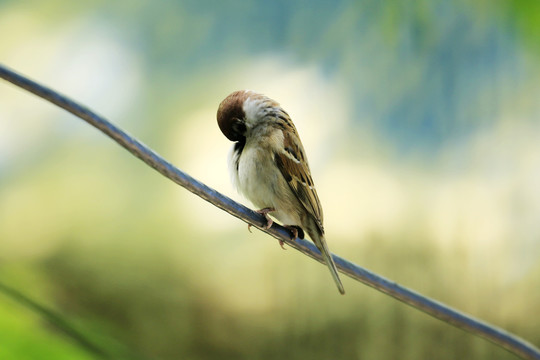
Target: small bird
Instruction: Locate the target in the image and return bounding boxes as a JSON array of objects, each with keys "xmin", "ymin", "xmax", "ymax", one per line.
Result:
[{"xmin": 217, "ymin": 90, "xmax": 345, "ymax": 295}]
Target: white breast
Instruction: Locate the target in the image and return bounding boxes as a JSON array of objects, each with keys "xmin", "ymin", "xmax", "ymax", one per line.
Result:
[
  {"xmin": 229, "ymin": 139, "xmax": 303, "ymax": 227},
  {"xmin": 236, "ymin": 145, "xmax": 279, "ymax": 209}
]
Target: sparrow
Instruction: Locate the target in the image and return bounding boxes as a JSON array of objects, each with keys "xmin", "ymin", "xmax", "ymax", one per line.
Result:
[{"xmin": 217, "ymin": 90, "xmax": 345, "ymax": 295}]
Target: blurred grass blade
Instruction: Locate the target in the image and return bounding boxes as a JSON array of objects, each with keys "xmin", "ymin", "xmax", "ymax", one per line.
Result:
[{"xmin": 0, "ymin": 281, "xmax": 110, "ymax": 359}]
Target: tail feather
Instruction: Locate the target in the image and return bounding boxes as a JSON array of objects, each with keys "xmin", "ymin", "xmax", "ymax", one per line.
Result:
[{"xmin": 313, "ymin": 233, "xmax": 345, "ymax": 295}]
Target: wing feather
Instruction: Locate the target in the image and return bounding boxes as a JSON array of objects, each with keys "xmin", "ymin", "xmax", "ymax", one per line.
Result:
[{"xmin": 274, "ymin": 120, "xmax": 324, "ymax": 233}]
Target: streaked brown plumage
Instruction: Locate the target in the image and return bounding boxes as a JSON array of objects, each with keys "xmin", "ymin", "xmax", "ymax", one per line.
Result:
[{"xmin": 217, "ymin": 90, "xmax": 345, "ymax": 294}]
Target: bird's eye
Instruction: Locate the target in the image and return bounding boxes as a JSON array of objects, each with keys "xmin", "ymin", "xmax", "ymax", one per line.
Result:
[{"xmin": 231, "ymin": 119, "xmax": 247, "ymax": 136}]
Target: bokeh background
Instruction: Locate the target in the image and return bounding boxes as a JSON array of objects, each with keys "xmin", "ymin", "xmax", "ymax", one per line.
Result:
[{"xmin": 1, "ymin": 0, "xmax": 539, "ymax": 359}]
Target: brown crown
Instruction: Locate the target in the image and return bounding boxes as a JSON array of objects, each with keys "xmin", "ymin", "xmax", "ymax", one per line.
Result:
[{"xmin": 217, "ymin": 90, "xmax": 249, "ymax": 141}]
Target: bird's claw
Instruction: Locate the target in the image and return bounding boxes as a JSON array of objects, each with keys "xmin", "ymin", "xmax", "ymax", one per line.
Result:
[
  {"xmin": 284, "ymin": 225, "xmax": 299, "ymax": 240},
  {"xmin": 247, "ymin": 207, "xmax": 275, "ymax": 232},
  {"xmin": 246, "ymin": 209, "xmax": 298, "ymax": 251},
  {"xmin": 278, "ymin": 225, "xmax": 303, "ymax": 250}
]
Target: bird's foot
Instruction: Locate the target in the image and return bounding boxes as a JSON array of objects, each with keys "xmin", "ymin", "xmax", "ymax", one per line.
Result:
[
  {"xmin": 248, "ymin": 207, "xmax": 275, "ymax": 233},
  {"xmin": 283, "ymin": 225, "xmax": 304, "ymax": 240},
  {"xmin": 279, "ymin": 225, "xmax": 304, "ymax": 250}
]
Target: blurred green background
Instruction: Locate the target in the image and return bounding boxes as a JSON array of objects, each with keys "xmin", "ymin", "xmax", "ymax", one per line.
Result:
[{"xmin": 1, "ymin": 0, "xmax": 539, "ymax": 359}]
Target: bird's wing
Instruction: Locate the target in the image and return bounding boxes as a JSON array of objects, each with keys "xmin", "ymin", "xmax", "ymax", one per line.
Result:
[{"xmin": 274, "ymin": 120, "xmax": 324, "ymax": 233}]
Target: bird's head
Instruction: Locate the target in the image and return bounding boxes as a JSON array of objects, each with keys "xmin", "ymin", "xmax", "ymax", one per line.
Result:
[{"xmin": 217, "ymin": 90, "xmax": 281, "ymax": 142}]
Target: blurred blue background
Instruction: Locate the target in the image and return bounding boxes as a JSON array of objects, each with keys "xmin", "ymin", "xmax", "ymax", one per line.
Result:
[{"xmin": 1, "ymin": 0, "xmax": 539, "ymax": 359}]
